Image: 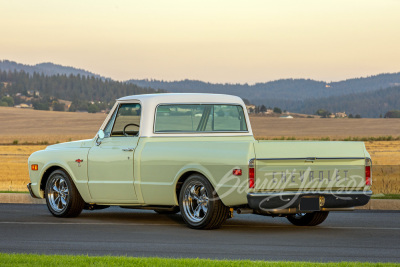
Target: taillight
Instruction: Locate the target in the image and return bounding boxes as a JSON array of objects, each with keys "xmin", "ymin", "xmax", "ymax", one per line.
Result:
[
  {"xmin": 31, "ymin": 164, "xmax": 38, "ymax": 171},
  {"xmin": 232, "ymin": 169, "xmax": 242, "ymax": 176},
  {"xmin": 365, "ymin": 158, "xmax": 372, "ymax": 186},
  {"xmin": 249, "ymin": 159, "xmax": 255, "ymax": 188}
]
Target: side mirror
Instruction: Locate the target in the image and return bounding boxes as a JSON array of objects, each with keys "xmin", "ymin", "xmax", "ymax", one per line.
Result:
[{"xmin": 96, "ymin": 130, "xmax": 105, "ymax": 146}]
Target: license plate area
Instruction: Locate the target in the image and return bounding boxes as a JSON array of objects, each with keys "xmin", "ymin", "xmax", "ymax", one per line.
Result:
[{"xmin": 299, "ymin": 197, "xmax": 320, "ymax": 211}]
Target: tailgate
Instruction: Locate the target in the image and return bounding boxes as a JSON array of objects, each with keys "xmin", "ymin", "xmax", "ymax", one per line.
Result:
[{"xmin": 253, "ymin": 141, "xmax": 368, "ymax": 191}]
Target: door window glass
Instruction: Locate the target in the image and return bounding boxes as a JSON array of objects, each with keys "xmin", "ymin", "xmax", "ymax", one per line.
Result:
[{"xmin": 111, "ymin": 103, "xmax": 141, "ymax": 136}]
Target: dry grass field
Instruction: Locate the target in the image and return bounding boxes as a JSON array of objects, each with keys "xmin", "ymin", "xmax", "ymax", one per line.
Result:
[
  {"xmin": 365, "ymin": 141, "xmax": 400, "ymax": 194},
  {"xmin": 2, "ymin": 107, "xmax": 400, "ymax": 143},
  {"xmin": 0, "ymin": 107, "xmax": 106, "ymax": 144},
  {"xmin": 0, "ymin": 145, "xmax": 46, "ymax": 191},
  {"xmin": 0, "ymin": 107, "xmax": 399, "ymax": 194}
]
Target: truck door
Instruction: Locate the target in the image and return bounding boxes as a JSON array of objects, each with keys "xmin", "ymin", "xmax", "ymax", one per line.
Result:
[{"xmin": 88, "ymin": 103, "xmax": 140, "ymax": 203}]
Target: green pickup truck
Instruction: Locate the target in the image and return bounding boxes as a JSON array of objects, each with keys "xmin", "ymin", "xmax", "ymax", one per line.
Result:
[{"xmin": 28, "ymin": 93, "xmax": 372, "ymax": 229}]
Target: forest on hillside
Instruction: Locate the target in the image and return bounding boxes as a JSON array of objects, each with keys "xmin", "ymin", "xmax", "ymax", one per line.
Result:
[
  {"xmin": 298, "ymin": 86, "xmax": 400, "ymax": 118},
  {"xmin": 0, "ymin": 70, "xmax": 163, "ymax": 112},
  {"xmin": 1, "ymin": 60, "xmax": 399, "ymax": 117}
]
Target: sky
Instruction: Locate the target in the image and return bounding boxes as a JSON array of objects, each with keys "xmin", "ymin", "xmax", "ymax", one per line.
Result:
[{"xmin": 1, "ymin": 0, "xmax": 400, "ymax": 84}]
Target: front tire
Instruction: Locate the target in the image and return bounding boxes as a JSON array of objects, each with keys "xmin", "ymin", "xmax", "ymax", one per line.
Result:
[
  {"xmin": 179, "ymin": 174, "xmax": 230, "ymax": 229},
  {"xmin": 287, "ymin": 211, "xmax": 329, "ymax": 226},
  {"xmin": 45, "ymin": 169, "xmax": 85, "ymax": 217}
]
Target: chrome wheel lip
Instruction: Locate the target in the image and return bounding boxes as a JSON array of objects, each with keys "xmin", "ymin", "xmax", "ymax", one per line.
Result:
[
  {"xmin": 182, "ymin": 181, "xmax": 209, "ymax": 223},
  {"xmin": 48, "ymin": 175, "xmax": 70, "ymax": 213}
]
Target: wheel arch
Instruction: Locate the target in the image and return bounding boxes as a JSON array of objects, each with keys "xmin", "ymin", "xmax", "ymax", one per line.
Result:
[
  {"xmin": 40, "ymin": 165, "xmax": 63, "ymax": 192},
  {"xmin": 38, "ymin": 162, "xmax": 91, "ymax": 203},
  {"xmin": 175, "ymin": 171, "xmax": 200, "ymax": 204},
  {"xmin": 174, "ymin": 169, "xmax": 227, "ymax": 206}
]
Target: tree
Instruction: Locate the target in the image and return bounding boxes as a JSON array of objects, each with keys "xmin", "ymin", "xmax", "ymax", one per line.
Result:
[
  {"xmin": 384, "ymin": 110, "xmax": 400, "ymax": 118},
  {"xmin": 53, "ymin": 102, "xmax": 65, "ymax": 111},
  {"xmin": 273, "ymin": 107, "xmax": 282, "ymax": 114},
  {"xmin": 348, "ymin": 114, "xmax": 353, "ymax": 118},
  {"xmin": 260, "ymin": 105, "xmax": 267, "ymax": 113},
  {"xmin": 1, "ymin": 96, "xmax": 14, "ymax": 107},
  {"xmin": 316, "ymin": 109, "xmax": 330, "ymax": 118},
  {"xmin": 88, "ymin": 103, "xmax": 99, "ymax": 113},
  {"xmin": 32, "ymin": 101, "xmax": 50, "ymax": 110},
  {"xmin": 355, "ymin": 114, "xmax": 362, "ymax": 118}
]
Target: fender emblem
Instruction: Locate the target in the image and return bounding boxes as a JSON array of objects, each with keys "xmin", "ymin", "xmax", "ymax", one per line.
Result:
[{"xmin": 75, "ymin": 159, "xmax": 84, "ymax": 167}]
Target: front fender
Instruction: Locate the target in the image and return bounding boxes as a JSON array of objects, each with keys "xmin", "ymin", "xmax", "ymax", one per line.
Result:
[{"xmin": 28, "ymin": 148, "xmax": 92, "ymax": 203}]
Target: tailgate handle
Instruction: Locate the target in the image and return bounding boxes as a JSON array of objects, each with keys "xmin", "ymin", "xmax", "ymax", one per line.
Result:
[
  {"xmin": 122, "ymin": 148, "xmax": 134, "ymax": 152},
  {"xmin": 305, "ymin": 157, "xmax": 316, "ymax": 162}
]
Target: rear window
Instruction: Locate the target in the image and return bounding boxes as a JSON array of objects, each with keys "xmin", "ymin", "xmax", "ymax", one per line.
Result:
[{"xmin": 154, "ymin": 104, "xmax": 248, "ymax": 133}]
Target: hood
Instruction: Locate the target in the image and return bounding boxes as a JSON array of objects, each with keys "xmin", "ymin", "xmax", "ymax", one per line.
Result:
[{"xmin": 45, "ymin": 139, "xmax": 94, "ymax": 150}]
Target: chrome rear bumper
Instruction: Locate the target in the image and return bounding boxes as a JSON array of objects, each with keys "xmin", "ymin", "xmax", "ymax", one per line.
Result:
[{"xmin": 247, "ymin": 190, "xmax": 372, "ymax": 211}]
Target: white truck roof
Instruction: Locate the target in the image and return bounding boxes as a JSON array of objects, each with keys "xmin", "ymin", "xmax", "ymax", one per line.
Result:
[
  {"xmin": 102, "ymin": 93, "xmax": 253, "ymax": 137},
  {"xmin": 118, "ymin": 93, "xmax": 244, "ymax": 104}
]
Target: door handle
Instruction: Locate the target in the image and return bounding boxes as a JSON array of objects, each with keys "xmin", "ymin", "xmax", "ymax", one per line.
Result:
[{"xmin": 122, "ymin": 148, "xmax": 134, "ymax": 152}]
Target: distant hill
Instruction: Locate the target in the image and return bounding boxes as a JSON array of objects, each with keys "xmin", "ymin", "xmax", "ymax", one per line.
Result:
[
  {"xmin": 2, "ymin": 59, "xmax": 400, "ymax": 117},
  {"xmin": 298, "ymin": 86, "xmax": 400, "ymax": 118},
  {"xmin": 0, "ymin": 60, "xmax": 105, "ymax": 79},
  {"xmin": 128, "ymin": 73, "xmax": 400, "ymax": 105}
]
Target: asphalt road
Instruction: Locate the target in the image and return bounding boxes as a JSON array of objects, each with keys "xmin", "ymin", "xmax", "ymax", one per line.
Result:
[{"xmin": 0, "ymin": 204, "xmax": 399, "ymax": 263}]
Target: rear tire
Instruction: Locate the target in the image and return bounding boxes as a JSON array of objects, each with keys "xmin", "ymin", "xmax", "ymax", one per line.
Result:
[
  {"xmin": 179, "ymin": 174, "xmax": 230, "ymax": 229},
  {"xmin": 287, "ymin": 211, "xmax": 329, "ymax": 226},
  {"xmin": 45, "ymin": 169, "xmax": 85, "ymax": 218}
]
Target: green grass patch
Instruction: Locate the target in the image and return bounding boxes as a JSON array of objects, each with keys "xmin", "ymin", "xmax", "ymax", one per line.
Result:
[
  {"xmin": 0, "ymin": 254, "xmax": 399, "ymax": 267},
  {"xmin": 371, "ymin": 194, "xmax": 400, "ymax": 200}
]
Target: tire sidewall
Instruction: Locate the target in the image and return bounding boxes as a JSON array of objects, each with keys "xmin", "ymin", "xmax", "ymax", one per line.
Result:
[
  {"xmin": 287, "ymin": 211, "xmax": 329, "ymax": 226},
  {"xmin": 45, "ymin": 169, "xmax": 74, "ymax": 217},
  {"xmin": 179, "ymin": 174, "xmax": 217, "ymax": 229}
]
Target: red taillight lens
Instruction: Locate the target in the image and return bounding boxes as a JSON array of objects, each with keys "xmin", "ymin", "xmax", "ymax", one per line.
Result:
[
  {"xmin": 249, "ymin": 167, "xmax": 255, "ymax": 188},
  {"xmin": 365, "ymin": 165, "xmax": 371, "ymax": 186},
  {"xmin": 232, "ymin": 169, "xmax": 242, "ymax": 176},
  {"xmin": 249, "ymin": 159, "xmax": 255, "ymax": 188}
]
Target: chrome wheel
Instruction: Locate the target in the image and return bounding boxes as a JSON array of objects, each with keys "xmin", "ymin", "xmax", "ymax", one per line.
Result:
[
  {"xmin": 182, "ymin": 181, "xmax": 209, "ymax": 223},
  {"xmin": 48, "ymin": 175, "xmax": 70, "ymax": 213}
]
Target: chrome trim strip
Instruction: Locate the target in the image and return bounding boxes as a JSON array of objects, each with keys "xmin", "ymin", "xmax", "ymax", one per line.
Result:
[{"xmin": 248, "ymin": 190, "xmax": 373, "ymax": 197}]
